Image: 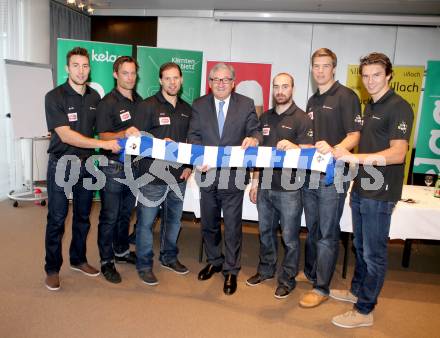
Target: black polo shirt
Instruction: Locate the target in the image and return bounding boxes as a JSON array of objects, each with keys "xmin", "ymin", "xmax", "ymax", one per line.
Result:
[
  {"xmin": 353, "ymin": 89, "xmax": 413, "ymax": 202},
  {"xmin": 96, "ymin": 88, "xmax": 143, "ymax": 161},
  {"xmin": 133, "ymin": 91, "xmax": 192, "ymax": 185},
  {"xmin": 306, "ymin": 81, "xmax": 362, "ymax": 146},
  {"xmin": 258, "ymin": 103, "xmax": 313, "ymax": 191},
  {"xmin": 45, "ymin": 81, "xmax": 100, "ymax": 158}
]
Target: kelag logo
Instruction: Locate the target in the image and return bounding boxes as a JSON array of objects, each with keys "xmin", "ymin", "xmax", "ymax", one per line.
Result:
[{"xmin": 91, "ymin": 49, "xmax": 120, "ymax": 63}]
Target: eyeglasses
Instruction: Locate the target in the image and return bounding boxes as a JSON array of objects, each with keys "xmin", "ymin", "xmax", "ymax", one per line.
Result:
[{"xmin": 210, "ymin": 77, "xmax": 233, "ymax": 84}]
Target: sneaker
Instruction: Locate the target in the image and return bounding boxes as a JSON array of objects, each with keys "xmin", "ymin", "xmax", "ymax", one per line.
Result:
[
  {"xmin": 332, "ymin": 310, "xmax": 373, "ymax": 328},
  {"xmin": 330, "ymin": 289, "xmax": 358, "ymax": 304},
  {"xmin": 296, "ymin": 271, "xmax": 312, "ymax": 284},
  {"xmin": 115, "ymin": 251, "xmax": 137, "ymax": 265},
  {"xmin": 161, "ymin": 260, "xmax": 189, "ymax": 275},
  {"xmin": 101, "ymin": 263, "xmax": 122, "ymax": 284},
  {"xmin": 70, "ymin": 263, "xmax": 100, "ymax": 277},
  {"xmin": 299, "ymin": 289, "xmax": 329, "ymax": 308},
  {"xmin": 138, "ymin": 270, "xmax": 159, "ymax": 286},
  {"xmin": 45, "ymin": 273, "xmax": 60, "ymax": 291},
  {"xmin": 246, "ymin": 273, "xmax": 273, "ymax": 287},
  {"xmin": 274, "ymin": 285, "xmax": 291, "ymax": 299}
]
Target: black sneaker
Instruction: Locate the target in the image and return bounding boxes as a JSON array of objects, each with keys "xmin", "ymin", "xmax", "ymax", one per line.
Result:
[
  {"xmin": 161, "ymin": 259, "xmax": 189, "ymax": 275},
  {"xmin": 138, "ymin": 270, "xmax": 159, "ymax": 286},
  {"xmin": 274, "ymin": 285, "xmax": 291, "ymax": 299},
  {"xmin": 101, "ymin": 263, "xmax": 122, "ymax": 284},
  {"xmin": 115, "ymin": 251, "xmax": 136, "ymax": 265},
  {"xmin": 246, "ymin": 273, "xmax": 273, "ymax": 287}
]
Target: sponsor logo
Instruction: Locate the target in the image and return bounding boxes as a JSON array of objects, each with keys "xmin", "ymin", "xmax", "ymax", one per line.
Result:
[
  {"xmin": 68, "ymin": 106, "xmax": 75, "ymax": 110},
  {"xmin": 281, "ymin": 125, "xmax": 292, "ymax": 130},
  {"xmin": 372, "ymin": 115, "xmax": 381, "ymax": 120},
  {"xmin": 397, "ymin": 121, "xmax": 408, "ymax": 134},
  {"xmin": 181, "ymin": 113, "xmax": 189, "ymax": 118},
  {"xmin": 323, "ymin": 105, "xmax": 333, "ymax": 110},
  {"xmin": 159, "ymin": 117, "xmax": 171, "ymax": 125},
  {"xmin": 262, "ymin": 127, "xmax": 270, "ymax": 136},
  {"xmin": 354, "ymin": 114, "xmax": 363, "ymax": 126},
  {"xmin": 91, "ymin": 49, "xmax": 120, "ymax": 63},
  {"xmin": 120, "ymin": 111, "xmax": 131, "ymax": 122},
  {"xmin": 68, "ymin": 112, "xmax": 78, "ymax": 122},
  {"xmin": 89, "ymin": 106, "xmax": 96, "ymax": 110}
]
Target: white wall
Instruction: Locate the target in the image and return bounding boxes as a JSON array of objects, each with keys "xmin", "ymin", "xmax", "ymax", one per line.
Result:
[
  {"xmin": 19, "ymin": 0, "xmax": 50, "ymax": 184},
  {"xmin": 158, "ymin": 17, "xmax": 440, "ymax": 141}
]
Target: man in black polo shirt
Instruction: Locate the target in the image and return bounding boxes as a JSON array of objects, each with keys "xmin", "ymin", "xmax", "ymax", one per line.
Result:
[
  {"xmin": 132, "ymin": 62, "xmax": 192, "ymax": 285},
  {"xmin": 44, "ymin": 47, "xmax": 120, "ymax": 291},
  {"xmin": 331, "ymin": 52, "xmax": 413, "ymax": 328},
  {"xmin": 246, "ymin": 73, "xmax": 313, "ymax": 299},
  {"xmin": 95, "ymin": 56, "xmax": 142, "ymax": 283},
  {"xmin": 299, "ymin": 48, "xmax": 362, "ymax": 308}
]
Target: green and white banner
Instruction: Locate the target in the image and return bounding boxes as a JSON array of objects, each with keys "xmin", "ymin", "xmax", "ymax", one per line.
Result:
[
  {"xmin": 57, "ymin": 38, "xmax": 132, "ymax": 97},
  {"xmin": 414, "ymin": 60, "xmax": 440, "ymax": 175},
  {"xmin": 136, "ymin": 46, "xmax": 203, "ymax": 104}
]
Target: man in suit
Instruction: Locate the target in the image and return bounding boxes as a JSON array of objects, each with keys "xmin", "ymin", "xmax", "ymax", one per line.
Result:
[{"xmin": 188, "ymin": 63, "xmax": 262, "ymax": 295}]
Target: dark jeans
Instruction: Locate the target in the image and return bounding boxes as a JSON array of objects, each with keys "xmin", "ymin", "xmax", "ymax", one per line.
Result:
[
  {"xmin": 97, "ymin": 162, "xmax": 135, "ymax": 264},
  {"xmin": 350, "ymin": 191, "xmax": 395, "ymax": 314},
  {"xmin": 44, "ymin": 156, "xmax": 94, "ymax": 274},
  {"xmin": 256, "ymin": 188, "xmax": 302, "ymax": 291},
  {"xmin": 200, "ymin": 185, "xmax": 244, "ymax": 275},
  {"xmin": 136, "ymin": 182, "xmax": 186, "ymax": 272},
  {"xmin": 302, "ymin": 177, "xmax": 347, "ymax": 295}
]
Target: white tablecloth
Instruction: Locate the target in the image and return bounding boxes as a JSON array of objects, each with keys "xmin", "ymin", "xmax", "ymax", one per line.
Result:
[{"xmin": 183, "ymin": 175, "xmax": 440, "ymax": 241}]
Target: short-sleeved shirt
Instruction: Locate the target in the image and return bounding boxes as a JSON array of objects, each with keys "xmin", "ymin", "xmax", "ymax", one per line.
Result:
[
  {"xmin": 353, "ymin": 89, "xmax": 414, "ymax": 202},
  {"xmin": 95, "ymin": 88, "xmax": 143, "ymax": 161},
  {"xmin": 306, "ymin": 81, "xmax": 362, "ymax": 146},
  {"xmin": 258, "ymin": 103, "xmax": 313, "ymax": 191},
  {"xmin": 133, "ymin": 91, "xmax": 192, "ymax": 185},
  {"xmin": 45, "ymin": 81, "xmax": 100, "ymax": 158}
]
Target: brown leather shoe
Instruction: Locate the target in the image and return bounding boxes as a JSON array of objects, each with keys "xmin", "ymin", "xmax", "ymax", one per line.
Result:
[
  {"xmin": 299, "ymin": 290, "xmax": 329, "ymax": 308},
  {"xmin": 70, "ymin": 263, "xmax": 100, "ymax": 277},
  {"xmin": 45, "ymin": 273, "xmax": 60, "ymax": 291}
]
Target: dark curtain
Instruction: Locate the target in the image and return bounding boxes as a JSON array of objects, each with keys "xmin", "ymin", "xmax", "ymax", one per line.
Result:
[{"xmin": 50, "ymin": 0, "xmax": 91, "ymax": 83}]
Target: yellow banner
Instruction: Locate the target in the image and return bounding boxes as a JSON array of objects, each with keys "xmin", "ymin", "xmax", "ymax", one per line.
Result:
[{"xmin": 346, "ymin": 65, "xmax": 424, "ymax": 184}]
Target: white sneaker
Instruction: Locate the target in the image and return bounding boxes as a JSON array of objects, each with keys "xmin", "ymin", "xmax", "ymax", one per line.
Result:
[
  {"xmin": 330, "ymin": 289, "xmax": 358, "ymax": 304},
  {"xmin": 332, "ymin": 310, "xmax": 373, "ymax": 328}
]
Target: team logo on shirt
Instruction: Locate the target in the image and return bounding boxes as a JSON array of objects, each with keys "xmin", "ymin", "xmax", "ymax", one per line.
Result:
[
  {"xmin": 159, "ymin": 117, "xmax": 171, "ymax": 125},
  {"xmin": 262, "ymin": 127, "xmax": 270, "ymax": 136},
  {"xmin": 397, "ymin": 121, "xmax": 408, "ymax": 134},
  {"xmin": 120, "ymin": 111, "xmax": 131, "ymax": 122},
  {"xmin": 354, "ymin": 114, "xmax": 363, "ymax": 126},
  {"xmin": 307, "ymin": 129, "xmax": 314, "ymax": 138},
  {"xmin": 316, "ymin": 155, "xmax": 324, "ymax": 163},
  {"xmin": 67, "ymin": 113, "xmax": 78, "ymax": 122},
  {"xmin": 308, "ymin": 111, "xmax": 314, "ymax": 120}
]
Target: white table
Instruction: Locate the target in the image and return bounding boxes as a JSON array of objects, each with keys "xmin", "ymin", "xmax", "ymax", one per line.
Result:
[
  {"xmin": 184, "ymin": 176, "xmax": 440, "ymax": 241},
  {"xmin": 183, "ymin": 175, "xmax": 440, "ymax": 270}
]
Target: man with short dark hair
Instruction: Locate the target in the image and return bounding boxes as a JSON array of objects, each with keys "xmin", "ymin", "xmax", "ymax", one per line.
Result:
[
  {"xmin": 299, "ymin": 48, "xmax": 362, "ymax": 308},
  {"xmin": 246, "ymin": 73, "xmax": 313, "ymax": 299},
  {"xmin": 331, "ymin": 52, "xmax": 413, "ymax": 328},
  {"xmin": 188, "ymin": 62, "xmax": 262, "ymax": 295},
  {"xmin": 44, "ymin": 47, "xmax": 120, "ymax": 291},
  {"xmin": 133, "ymin": 62, "xmax": 192, "ymax": 286},
  {"xmin": 96, "ymin": 56, "xmax": 142, "ymax": 283}
]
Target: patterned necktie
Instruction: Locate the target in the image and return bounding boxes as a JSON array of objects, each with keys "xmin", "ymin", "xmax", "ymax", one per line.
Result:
[{"xmin": 218, "ymin": 100, "xmax": 225, "ymax": 136}]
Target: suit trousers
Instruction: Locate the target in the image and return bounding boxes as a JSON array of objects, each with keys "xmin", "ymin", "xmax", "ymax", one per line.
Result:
[{"xmin": 200, "ymin": 185, "xmax": 244, "ymax": 275}]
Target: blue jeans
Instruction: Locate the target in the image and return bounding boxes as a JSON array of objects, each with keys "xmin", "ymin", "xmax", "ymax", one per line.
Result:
[
  {"xmin": 44, "ymin": 156, "xmax": 94, "ymax": 274},
  {"xmin": 136, "ymin": 182, "xmax": 186, "ymax": 272},
  {"xmin": 302, "ymin": 176, "xmax": 346, "ymax": 295},
  {"xmin": 256, "ymin": 188, "xmax": 302, "ymax": 291},
  {"xmin": 97, "ymin": 162, "xmax": 136, "ymax": 263},
  {"xmin": 350, "ymin": 192, "xmax": 395, "ymax": 314}
]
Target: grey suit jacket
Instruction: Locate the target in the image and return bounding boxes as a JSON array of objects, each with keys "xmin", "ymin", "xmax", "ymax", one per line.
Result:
[{"xmin": 188, "ymin": 91, "xmax": 262, "ymax": 190}]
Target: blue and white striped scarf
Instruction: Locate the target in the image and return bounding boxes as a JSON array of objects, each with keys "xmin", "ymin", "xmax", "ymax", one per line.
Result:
[{"xmin": 118, "ymin": 136, "xmax": 335, "ymax": 184}]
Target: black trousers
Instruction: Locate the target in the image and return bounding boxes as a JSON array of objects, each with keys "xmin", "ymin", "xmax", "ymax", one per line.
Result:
[{"xmin": 200, "ymin": 185, "xmax": 244, "ymax": 275}]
